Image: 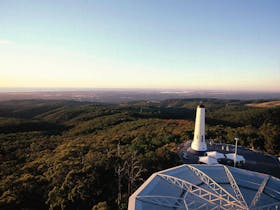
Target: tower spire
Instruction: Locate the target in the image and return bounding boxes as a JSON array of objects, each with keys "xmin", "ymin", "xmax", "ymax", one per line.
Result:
[{"xmin": 191, "ymin": 104, "xmax": 207, "ymax": 152}]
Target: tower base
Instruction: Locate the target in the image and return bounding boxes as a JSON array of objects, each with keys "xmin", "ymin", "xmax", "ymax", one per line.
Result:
[{"xmin": 187, "ymin": 147, "xmax": 207, "ymax": 156}]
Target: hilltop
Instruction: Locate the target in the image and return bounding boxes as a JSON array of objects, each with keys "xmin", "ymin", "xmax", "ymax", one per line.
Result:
[
  {"xmin": 0, "ymin": 99, "xmax": 279, "ymax": 210},
  {"xmin": 246, "ymin": 100, "xmax": 280, "ymax": 108}
]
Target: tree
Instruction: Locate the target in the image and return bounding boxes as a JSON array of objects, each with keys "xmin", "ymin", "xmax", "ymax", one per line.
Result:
[
  {"xmin": 92, "ymin": 201, "xmax": 108, "ymax": 210},
  {"xmin": 260, "ymin": 123, "xmax": 280, "ymax": 155},
  {"xmin": 124, "ymin": 151, "xmax": 145, "ymax": 196}
]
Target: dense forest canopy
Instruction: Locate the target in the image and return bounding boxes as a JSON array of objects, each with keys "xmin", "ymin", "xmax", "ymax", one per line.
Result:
[{"xmin": 0, "ymin": 99, "xmax": 279, "ymax": 210}]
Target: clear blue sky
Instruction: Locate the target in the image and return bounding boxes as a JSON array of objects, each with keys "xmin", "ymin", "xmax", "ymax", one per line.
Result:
[{"xmin": 0, "ymin": 0, "xmax": 279, "ymax": 91}]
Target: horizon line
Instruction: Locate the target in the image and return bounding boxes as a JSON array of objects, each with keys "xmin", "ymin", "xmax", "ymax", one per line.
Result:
[{"xmin": 0, "ymin": 87, "xmax": 280, "ymax": 93}]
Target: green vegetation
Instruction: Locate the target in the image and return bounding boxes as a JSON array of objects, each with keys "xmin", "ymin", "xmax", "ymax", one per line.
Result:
[{"xmin": 0, "ymin": 99, "xmax": 279, "ymax": 210}]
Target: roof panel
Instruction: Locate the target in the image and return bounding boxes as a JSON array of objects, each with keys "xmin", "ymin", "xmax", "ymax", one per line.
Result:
[
  {"xmin": 139, "ymin": 175, "xmax": 183, "ymax": 197},
  {"xmin": 265, "ymin": 176, "xmax": 280, "ymax": 199},
  {"xmin": 229, "ymin": 167, "xmax": 265, "ymax": 190},
  {"xmin": 257, "ymin": 193, "xmax": 279, "ymax": 206},
  {"xmin": 160, "ymin": 165, "xmax": 202, "ymax": 185},
  {"xmin": 196, "ymin": 165, "xmax": 229, "ymax": 183}
]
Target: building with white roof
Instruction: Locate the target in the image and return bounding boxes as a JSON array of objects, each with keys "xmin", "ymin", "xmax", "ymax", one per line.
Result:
[
  {"xmin": 198, "ymin": 156, "xmax": 218, "ymax": 165},
  {"xmin": 206, "ymin": 151, "xmax": 226, "ymax": 159},
  {"xmin": 226, "ymin": 153, "xmax": 246, "ymax": 163}
]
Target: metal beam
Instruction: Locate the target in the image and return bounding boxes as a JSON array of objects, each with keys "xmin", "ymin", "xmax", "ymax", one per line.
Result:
[
  {"xmin": 184, "ymin": 200, "xmax": 195, "ymax": 209},
  {"xmin": 209, "ymin": 206, "xmax": 220, "ymax": 210},
  {"xmin": 196, "ymin": 203, "xmax": 207, "ymax": 209},
  {"xmin": 136, "ymin": 195, "xmax": 185, "ymax": 209},
  {"xmin": 182, "ymin": 191, "xmax": 189, "ymax": 210},
  {"xmin": 223, "ymin": 165, "xmax": 248, "ymax": 209},
  {"xmin": 182, "ymin": 198, "xmax": 189, "ymax": 209},
  {"xmin": 187, "ymin": 165, "xmax": 244, "ymax": 206},
  {"xmin": 158, "ymin": 173, "xmax": 245, "ymax": 210},
  {"xmin": 250, "ymin": 175, "xmax": 270, "ymax": 208}
]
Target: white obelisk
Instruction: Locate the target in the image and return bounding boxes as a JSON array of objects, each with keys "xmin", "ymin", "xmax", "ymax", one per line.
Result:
[{"xmin": 191, "ymin": 104, "xmax": 207, "ymax": 152}]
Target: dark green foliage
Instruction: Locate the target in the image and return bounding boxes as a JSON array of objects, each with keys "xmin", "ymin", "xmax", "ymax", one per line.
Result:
[{"xmin": 0, "ymin": 99, "xmax": 279, "ymax": 210}]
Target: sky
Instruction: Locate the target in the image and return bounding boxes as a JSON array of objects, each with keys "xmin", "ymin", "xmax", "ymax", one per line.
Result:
[{"xmin": 0, "ymin": 0, "xmax": 280, "ymax": 91}]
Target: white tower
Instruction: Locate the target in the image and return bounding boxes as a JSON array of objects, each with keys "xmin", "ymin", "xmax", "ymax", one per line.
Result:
[{"xmin": 191, "ymin": 104, "xmax": 207, "ymax": 152}]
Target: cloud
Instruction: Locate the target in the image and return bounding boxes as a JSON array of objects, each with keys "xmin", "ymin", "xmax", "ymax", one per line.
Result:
[{"xmin": 0, "ymin": 39, "xmax": 15, "ymax": 45}]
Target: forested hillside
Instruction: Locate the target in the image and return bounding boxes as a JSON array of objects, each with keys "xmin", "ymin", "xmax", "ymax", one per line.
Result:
[{"xmin": 0, "ymin": 99, "xmax": 279, "ymax": 210}]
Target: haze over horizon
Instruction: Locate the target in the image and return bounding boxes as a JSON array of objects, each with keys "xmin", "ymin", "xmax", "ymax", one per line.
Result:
[{"xmin": 0, "ymin": 0, "xmax": 280, "ymax": 91}]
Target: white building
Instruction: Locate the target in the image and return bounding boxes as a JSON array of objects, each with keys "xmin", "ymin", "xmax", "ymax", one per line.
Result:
[
  {"xmin": 225, "ymin": 153, "xmax": 246, "ymax": 164},
  {"xmin": 198, "ymin": 156, "xmax": 218, "ymax": 165},
  {"xmin": 206, "ymin": 151, "xmax": 226, "ymax": 159}
]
